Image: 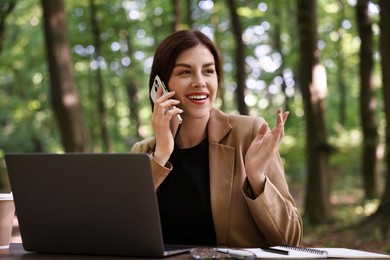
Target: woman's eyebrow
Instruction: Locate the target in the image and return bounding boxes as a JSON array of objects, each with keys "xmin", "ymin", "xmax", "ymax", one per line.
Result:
[
  {"xmin": 174, "ymin": 62, "xmax": 215, "ymax": 68},
  {"xmin": 174, "ymin": 63, "xmax": 191, "ymax": 68},
  {"xmin": 203, "ymin": 62, "xmax": 215, "ymax": 68}
]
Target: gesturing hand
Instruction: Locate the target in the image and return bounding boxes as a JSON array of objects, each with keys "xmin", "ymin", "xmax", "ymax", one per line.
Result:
[{"xmin": 245, "ymin": 108, "xmax": 289, "ymax": 196}]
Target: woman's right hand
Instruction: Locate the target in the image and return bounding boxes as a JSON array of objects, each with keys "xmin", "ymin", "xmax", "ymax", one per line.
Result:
[{"xmin": 151, "ymin": 86, "xmax": 183, "ymax": 166}]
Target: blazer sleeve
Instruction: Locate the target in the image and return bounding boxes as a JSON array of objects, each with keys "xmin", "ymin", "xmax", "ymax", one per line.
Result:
[
  {"xmin": 242, "ymin": 119, "xmax": 303, "ymax": 246},
  {"xmin": 131, "ymin": 137, "xmax": 172, "ymax": 189},
  {"xmin": 243, "ymin": 168, "xmax": 302, "ymax": 246}
]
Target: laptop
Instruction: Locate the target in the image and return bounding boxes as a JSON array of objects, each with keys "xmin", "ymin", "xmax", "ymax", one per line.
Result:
[{"xmin": 5, "ymin": 153, "xmax": 192, "ymax": 257}]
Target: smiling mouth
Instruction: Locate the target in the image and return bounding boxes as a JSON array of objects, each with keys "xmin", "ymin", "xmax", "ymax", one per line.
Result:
[{"xmin": 187, "ymin": 95, "xmax": 208, "ymax": 100}]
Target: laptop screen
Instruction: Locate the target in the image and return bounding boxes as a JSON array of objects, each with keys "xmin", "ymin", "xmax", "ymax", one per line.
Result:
[{"xmin": 5, "ymin": 153, "xmax": 183, "ymax": 257}]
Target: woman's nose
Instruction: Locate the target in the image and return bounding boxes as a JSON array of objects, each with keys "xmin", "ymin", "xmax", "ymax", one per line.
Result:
[{"xmin": 192, "ymin": 74, "xmax": 206, "ymax": 88}]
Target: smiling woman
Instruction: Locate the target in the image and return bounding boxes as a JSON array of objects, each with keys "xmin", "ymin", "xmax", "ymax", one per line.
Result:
[{"xmin": 131, "ymin": 30, "xmax": 302, "ymax": 248}]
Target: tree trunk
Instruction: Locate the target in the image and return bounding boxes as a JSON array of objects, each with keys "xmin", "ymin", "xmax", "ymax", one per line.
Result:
[
  {"xmin": 171, "ymin": 0, "xmax": 182, "ymax": 32},
  {"xmin": 41, "ymin": 0, "xmax": 89, "ymax": 152},
  {"xmin": 356, "ymin": 0, "xmax": 381, "ymax": 199},
  {"xmin": 272, "ymin": 0, "xmax": 290, "ymax": 112},
  {"xmin": 336, "ymin": 0, "xmax": 347, "ymax": 125},
  {"xmin": 186, "ymin": 0, "xmax": 194, "ymax": 28},
  {"xmin": 226, "ymin": 0, "xmax": 248, "ymax": 115},
  {"xmin": 371, "ymin": 0, "xmax": 390, "ymax": 238},
  {"xmin": 297, "ymin": 0, "xmax": 331, "ymax": 224},
  {"xmin": 90, "ymin": 0, "xmax": 113, "ymax": 152},
  {"xmin": 0, "ymin": 1, "xmax": 16, "ymax": 53},
  {"xmin": 123, "ymin": 30, "xmax": 142, "ymax": 141}
]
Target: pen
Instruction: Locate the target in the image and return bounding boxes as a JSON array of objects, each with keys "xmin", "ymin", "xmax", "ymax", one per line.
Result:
[
  {"xmin": 260, "ymin": 247, "xmax": 290, "ymax": 255},
  {"xmin": 216, "ymin": 248, "xmax": 256, "ymax": 259}
]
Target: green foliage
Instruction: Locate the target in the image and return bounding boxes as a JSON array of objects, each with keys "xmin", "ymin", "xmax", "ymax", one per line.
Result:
[
  {"xmin": 2, "ymin": 0, "xmax": 390, "ymax": 248},
  {"xmin": 0, "ymin": 0, "xmax": 384, "ymax": 195},
  {"xmin": 0, "ymin": 0, "xmax": 53, "ymax": 154}
]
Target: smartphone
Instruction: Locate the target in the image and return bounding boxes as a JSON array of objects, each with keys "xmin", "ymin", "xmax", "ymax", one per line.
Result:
[
  {"xmin": 150, "ymin": 75, "xmax": 170, "ymax": 103},
  {"xmin": 150, "ymin": 75, "xmax": 183, "ymax": 133}
]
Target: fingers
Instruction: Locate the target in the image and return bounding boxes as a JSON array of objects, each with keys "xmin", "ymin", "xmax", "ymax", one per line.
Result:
[
  {"xmin": 276, "ymin": 108, "xmax": 289, "ymax": 124},
  {"xmin": 256, "ymin": 123, "xmax": 269, "ymax": 140},
  {"xmin": 283, "ymin": 111, "xmax": 289, "ymax": 122},
  {"xmin": 164, "ymin": 106, "xmax": 183, "ymax": 119},
  {"xmin": 153, "ymin": 101, "xmax": 182, "ymax": 127},
  {"xmin": 152, "ymin": 88, "xmax": 183, "ymax": 136},
  {"xmin": 269, "ymin": 108, "xmax": 289, "ymax": 144},
  {"xmin": 154, "ymin": 89, "xmax": 180, "ymax": 116},
  {"xmin": 275, "ymin": 108, "xmax": 289, "ymax": 136},
  {"xmin": 155, "ymin": 87, "xmax": 176, "ymax": 103},
  {"xmin": 257, "ymin": 108, "xmax": 289, "ymax": 141}
]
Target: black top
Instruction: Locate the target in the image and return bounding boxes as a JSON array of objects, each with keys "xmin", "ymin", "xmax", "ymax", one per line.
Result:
[{"xmin": 157, "ymin": 138, "xmax": 217, "ymax": 246}]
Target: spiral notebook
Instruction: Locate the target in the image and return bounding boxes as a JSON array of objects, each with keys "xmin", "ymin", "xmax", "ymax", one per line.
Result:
[{"xmin": 244, "ymin": 245, "xmax": 390, "ymax": 258}]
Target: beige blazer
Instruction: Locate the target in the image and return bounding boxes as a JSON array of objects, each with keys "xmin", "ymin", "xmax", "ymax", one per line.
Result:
[{"xmin": 131, "ymin": 108, "xmax": 302, "ymax": 247}]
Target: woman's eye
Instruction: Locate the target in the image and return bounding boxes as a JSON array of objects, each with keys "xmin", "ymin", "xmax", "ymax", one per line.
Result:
[
  {"xmin": 179, "ymin": 70, "xmax": 191, "ymax": 75},
  {"xmin": 203, "ymin": 69, "xmax": 215, "ymax": 74}
]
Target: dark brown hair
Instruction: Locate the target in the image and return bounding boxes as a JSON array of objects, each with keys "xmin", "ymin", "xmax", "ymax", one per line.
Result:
[{"xmin": 149, "ymin": 30, "xmax": 223, "ymax": 105}]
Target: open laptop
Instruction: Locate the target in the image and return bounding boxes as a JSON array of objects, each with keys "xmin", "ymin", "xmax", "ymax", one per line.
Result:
[{"xmin": 5, "ymin": 153, "xmax": 192, "ymax": 257}]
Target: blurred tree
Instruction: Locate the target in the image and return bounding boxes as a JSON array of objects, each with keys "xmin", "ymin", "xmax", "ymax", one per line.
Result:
[
  {"xmin": 270, "ymin": 0, "xmax": 291, "ymax": 112},
  {"xmin": 336, "ymin": 0, "xmax": 347, "ymax": 125},
  {"xmin": 0, "ymin": 0, "xmax": 16, "ymax": 52},
  {"xmin": 89, "ymin": 0, "xmax": 113, "ymax": 152},
  {"xmin": 122, "ymin": 29, "xmax": 142, "ymax": 141},
  {"xmin": 172, "ymin": 0, "xmax": 182, "ymax": 31},
  {"xmin": 226, "ymin": 0, "xmax": 248, "ymax": 115},
  {"xmin": 0, "ymin": 0, "xmax": 15, "ymax": 190},
  {"xmin": 370, "ymin": 0, "xmax": 390, "ymax": 239},
  {"xmin": 356, "ymin": 0, "xmax": 381, "ymax": 199},
  {"xmin": 186, "ymin": 0, "xmax": 195, "ymax": 28},
  {"xmin": 297, "ymin": 0, "xmax": 332, "ymax": 224},
  {"xmin": 1, "ymin": 3, "xmax": 388, "ymax": 235},
  {"xmin": 41, "ymin": 0, "xmax": 89, "ymax": 152}
]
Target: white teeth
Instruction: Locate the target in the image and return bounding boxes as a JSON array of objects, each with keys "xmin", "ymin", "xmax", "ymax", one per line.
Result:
[{"xmin": 188, "ymin": 95, "xmax": 207, "ymax": 100}]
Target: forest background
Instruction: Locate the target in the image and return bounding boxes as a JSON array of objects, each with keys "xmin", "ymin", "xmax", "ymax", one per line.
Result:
[{"xmin": 1, "ymin": 0, "xmax": 390, "ymax": 253}]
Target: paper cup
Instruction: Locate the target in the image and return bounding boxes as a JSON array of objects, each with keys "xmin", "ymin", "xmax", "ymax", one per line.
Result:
[{"xmin": 0, "ymin": 193, "xmax": 15, "ymax": 250}]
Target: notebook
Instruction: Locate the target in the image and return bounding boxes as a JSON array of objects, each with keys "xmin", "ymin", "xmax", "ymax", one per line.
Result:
[
  {"xmin": 237, "ymin": 245, "xmax": 390, "ymax": 258},
  {"xmin": 5, "ymin": 153, "xmax": 192, "ymax": 257}
]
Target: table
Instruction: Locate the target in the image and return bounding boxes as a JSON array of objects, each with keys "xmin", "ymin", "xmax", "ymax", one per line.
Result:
[
  {"xmin": 0, "ymin": 243, "xmax": 192, "ymax": 259},
  {"xmin": 3, "ymin": 243, "xmax": 390, "ymax": 259}
]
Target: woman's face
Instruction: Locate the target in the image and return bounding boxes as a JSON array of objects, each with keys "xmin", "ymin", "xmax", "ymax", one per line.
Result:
[{"xmin": 167, "ymin": 44, "xmax": 219, "ymax": 120}]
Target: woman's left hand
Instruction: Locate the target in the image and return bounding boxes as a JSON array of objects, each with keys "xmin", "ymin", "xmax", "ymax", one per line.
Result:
[{"xmin": 244, "ymin": 108, "xmax": 289, "ymax": 197}]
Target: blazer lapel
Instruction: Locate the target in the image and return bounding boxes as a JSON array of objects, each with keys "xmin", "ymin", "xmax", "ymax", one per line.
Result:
[{"xmin": 207, "ymin": 108, "xmax": 235, "ymax": 245}]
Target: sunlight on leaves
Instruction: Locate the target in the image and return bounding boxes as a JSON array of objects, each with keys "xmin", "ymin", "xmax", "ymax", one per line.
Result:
[
  {"xmin": 32, "ymin": 73, "xmax": 43, "ymax": 85},
  {"xmin": 237, "ymin": 7, "xmax": 263, "ymax": 19},
  {"xmin": 355, "ymin": 199, "xmax": 380, "ymax": 217},
  {"xmin": 27, "ymin": 100, "xmax": 41, "ymax": 111},
  {"xmin": 244, "ymin": 94, "xmax": 257, "ymax": 107}
]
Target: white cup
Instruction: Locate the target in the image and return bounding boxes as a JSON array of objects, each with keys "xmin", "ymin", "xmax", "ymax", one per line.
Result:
[{"xmin": 0, "ymin": 193, "xmax": 15, "ymax": 250}]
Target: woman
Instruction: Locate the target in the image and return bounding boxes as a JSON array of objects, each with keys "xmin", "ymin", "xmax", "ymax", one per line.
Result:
[{"xmin": 131, "ymin": 30, "xmax": 302, "ymax": 247}]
